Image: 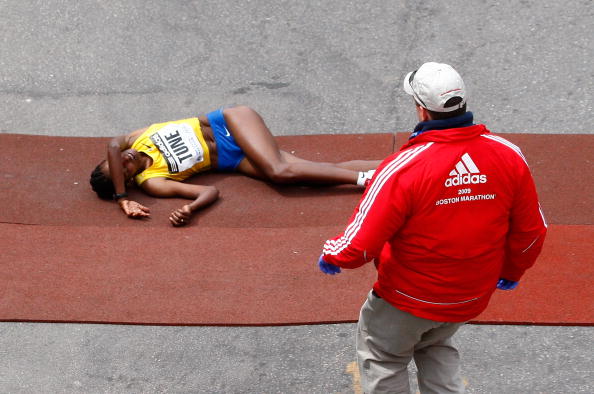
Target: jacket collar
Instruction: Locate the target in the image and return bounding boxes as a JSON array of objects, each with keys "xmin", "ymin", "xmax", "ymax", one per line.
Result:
[
  {"xmin": 402, "ymin": 121, "xmax": 490, "ymax": 150},
  {"xmin": 410, "ymin": 112, "xmax": 475, "ymax": 140}
]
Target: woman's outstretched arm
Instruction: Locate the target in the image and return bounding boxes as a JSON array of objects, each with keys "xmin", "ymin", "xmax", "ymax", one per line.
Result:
[{"xmin": 140, "ymin": 178, "xmax": 219, "ymax": 226}]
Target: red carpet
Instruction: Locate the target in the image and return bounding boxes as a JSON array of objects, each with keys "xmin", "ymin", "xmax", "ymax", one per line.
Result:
[{"xmin": 0, "ymin": 133, "xmax": 592, "ymax": 325}]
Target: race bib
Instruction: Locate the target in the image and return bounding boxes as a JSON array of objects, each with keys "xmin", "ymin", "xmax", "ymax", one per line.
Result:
[{"xmin": 150, "ymin": 123, "xmax": 204, "ymax": 173}]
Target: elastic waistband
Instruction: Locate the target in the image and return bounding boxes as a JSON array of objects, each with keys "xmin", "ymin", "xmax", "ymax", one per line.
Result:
[{"xmin": 395, "ymin": 289, "xmax": 480, "ymax": 305}]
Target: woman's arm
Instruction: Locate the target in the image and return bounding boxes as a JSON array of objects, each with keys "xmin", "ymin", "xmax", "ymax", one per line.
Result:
[
  {"xmin": 141, "ymin": 178, "xmax": 219, "ymax": 226},
  {"xmin": 107, "ymin": 128, "xmax": 149, "ymax": 217},
  {"xmin": 107, "ymin": 134, "xmax": 130, "ymax": 199}
]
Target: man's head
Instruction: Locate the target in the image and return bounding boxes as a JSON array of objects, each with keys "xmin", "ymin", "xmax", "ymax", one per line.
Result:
[{"xmin": 403, "ymin": 62, "xmax": 467, "ymax": 120}]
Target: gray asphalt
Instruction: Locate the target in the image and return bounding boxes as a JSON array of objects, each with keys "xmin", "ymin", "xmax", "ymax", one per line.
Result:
[{"xmin": 1, "ymin": 1, "xmax": 592, "ymax": 393}]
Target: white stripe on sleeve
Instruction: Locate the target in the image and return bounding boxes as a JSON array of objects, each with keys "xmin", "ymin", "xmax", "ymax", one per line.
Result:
[
  {"xmin": 481, "ymin": 134, "xmax": 528, "ymax": 165},
  {"xmin": 324, "ymin": 142, "xmax": 434, "ymax": 256}
]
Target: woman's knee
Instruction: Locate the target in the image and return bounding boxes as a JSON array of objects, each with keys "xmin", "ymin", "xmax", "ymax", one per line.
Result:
[
  {"xmin": 264, "ymin": 162, "xmax": 297, "ymax": 184},
  {"xmin": 224, "ymin": 105, "xmax": 260, "ymax": 121}
]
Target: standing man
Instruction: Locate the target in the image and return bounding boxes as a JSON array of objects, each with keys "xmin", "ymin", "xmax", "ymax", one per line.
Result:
[{"xmin": 318, "ymin": 62, "xmax": 547, "ymax": 393}]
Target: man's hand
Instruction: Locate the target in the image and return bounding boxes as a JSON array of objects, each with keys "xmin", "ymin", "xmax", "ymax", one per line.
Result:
[
  {"xmin": 169, "ymin": 204, "xmax": 193, "ymax": 227},
  {"xmin": 318, "ymin": 255, "xmax": 341, "ymax": 275},
  {"xmin": 119, "ymin": 200, "xmax": 151, "ymax": 218},
  {"xmin": 496, "ymin": 278, "xmax": 519, "ymax": 290}
]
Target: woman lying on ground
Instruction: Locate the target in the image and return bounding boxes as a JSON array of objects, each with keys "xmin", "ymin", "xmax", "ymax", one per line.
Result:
[{"xmin": 90, "ymin": 106, "xmax": 380, "ymax": 226}]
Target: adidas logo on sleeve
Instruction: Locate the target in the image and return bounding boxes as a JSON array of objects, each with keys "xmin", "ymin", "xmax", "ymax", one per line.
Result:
[{"xmin": 445, "ymin": 153, "xmax": 487, "ymax": 187}]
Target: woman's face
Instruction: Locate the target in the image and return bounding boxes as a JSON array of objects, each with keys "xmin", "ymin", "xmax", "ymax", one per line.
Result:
[{"xmin": 101, "ymin": 149, "xmax": 143, "ymax": 183}]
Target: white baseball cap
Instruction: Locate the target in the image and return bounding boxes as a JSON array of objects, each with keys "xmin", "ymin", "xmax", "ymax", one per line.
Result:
[{"xmin": 403, "ymin": 62, "xmax": 466, "ymax": 112}]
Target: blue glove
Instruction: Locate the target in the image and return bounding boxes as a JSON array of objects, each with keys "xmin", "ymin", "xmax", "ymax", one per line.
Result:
[
  {"xmin": 318, "ymin": 255, "xmax": 341, "ymax": 275},
  {"xmin": 496, "ymin": 278, "xmax": 519, "ymax": 290}
]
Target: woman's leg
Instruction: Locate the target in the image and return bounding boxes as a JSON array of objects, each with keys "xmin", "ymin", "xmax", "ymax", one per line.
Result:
[
  {"xmin": 223, "ymin": 106, "xmax": 379, "ymax": 185},
  {"xmin": 280, "ymin": 151, "xmax": 380, "ymax": 172},
  {"xmin": 237, "ymin": 150, "xmax": 378, "ymax": 181}
]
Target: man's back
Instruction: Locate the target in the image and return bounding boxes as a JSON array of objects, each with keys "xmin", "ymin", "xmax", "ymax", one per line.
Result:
[{"xmin": 371, "ymin": 124, "xmax": 547, "ymax": 322}]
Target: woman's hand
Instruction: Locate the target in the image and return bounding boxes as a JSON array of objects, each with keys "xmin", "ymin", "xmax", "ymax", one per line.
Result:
[
  {"xmin": 118, "ymin": 199, "xmax": 151, "ymax": 218},
  {"xmin": 169, "ymin": 204, "xmax": 193, "ymax": 227},
  {"xmin": 140, "ymin": 179, "xmax": 219, "ymax": 227}
]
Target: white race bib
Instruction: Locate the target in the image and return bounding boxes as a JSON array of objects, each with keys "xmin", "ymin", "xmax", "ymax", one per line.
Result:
[{"xmin": 150, "ymin": 123, "xmax": 204, "ymax": 173}]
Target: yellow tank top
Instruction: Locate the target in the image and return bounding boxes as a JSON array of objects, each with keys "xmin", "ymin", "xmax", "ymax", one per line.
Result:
[{"xmin": 131, "ymin": 118, "xmax": 212, "ymax": 185}]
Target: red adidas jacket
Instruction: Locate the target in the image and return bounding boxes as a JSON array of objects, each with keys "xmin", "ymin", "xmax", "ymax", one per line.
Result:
[{"xmin": 322, "ymin": 124, "xmax": 547, "ymax": 322}]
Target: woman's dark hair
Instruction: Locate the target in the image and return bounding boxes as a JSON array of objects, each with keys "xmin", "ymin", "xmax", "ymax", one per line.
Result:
[
  {"xmin": 90, "ymin": 161, "xmax": 115, "ymax": 200},
  {"xmin": 427, "ymin": 97, "xmax": 467, "ymax": 120}
]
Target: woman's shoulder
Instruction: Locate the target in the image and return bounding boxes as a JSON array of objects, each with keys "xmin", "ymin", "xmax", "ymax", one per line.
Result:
[{"xmin": 127, "ymin": 126, "xmax": 150, "ymax": 145}]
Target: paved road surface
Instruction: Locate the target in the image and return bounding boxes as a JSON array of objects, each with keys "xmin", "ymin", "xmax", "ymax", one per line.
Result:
[{"xmin": 1, "ymin": 1, "xmax": 592, "ymax": 392}]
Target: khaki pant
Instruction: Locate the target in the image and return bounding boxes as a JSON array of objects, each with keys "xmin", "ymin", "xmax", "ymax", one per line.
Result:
[{"xmin": 356, "ymin": 291, "xmax": 465, "ymax": 394}]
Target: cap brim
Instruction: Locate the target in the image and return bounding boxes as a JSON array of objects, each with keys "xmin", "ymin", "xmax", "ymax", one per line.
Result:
[{"xmin": 403, "ymin": 71, "xmax": 414, "ymax": 95}]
